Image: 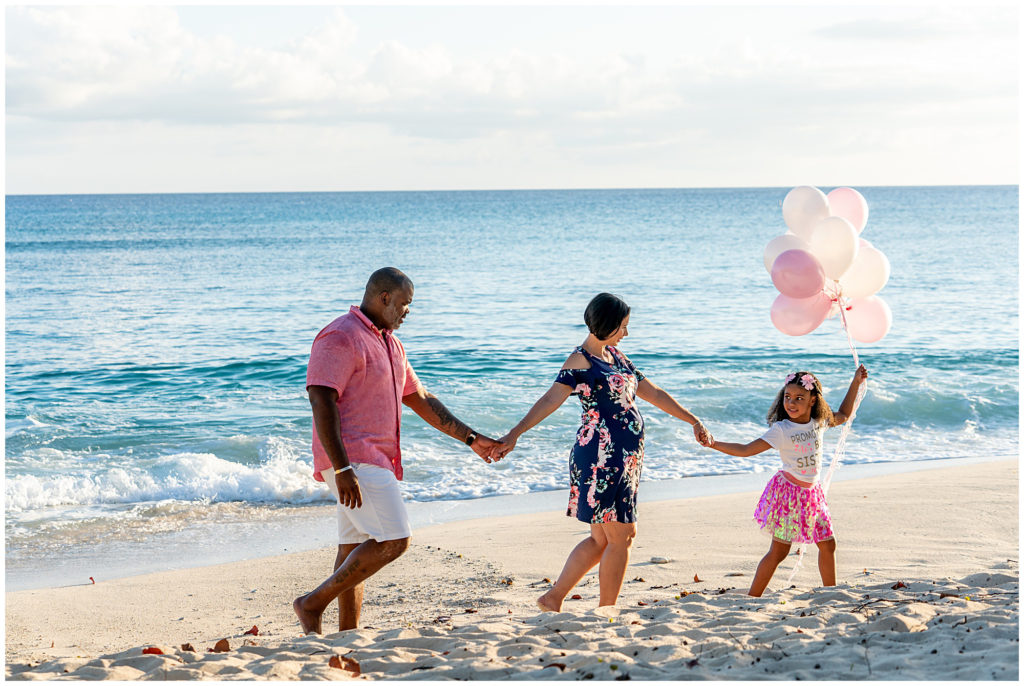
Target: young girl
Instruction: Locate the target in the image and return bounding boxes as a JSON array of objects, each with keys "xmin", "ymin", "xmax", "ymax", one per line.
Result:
[{"xmin": 706, "ymin": 365, "xmax": 867, "ymax": 597}]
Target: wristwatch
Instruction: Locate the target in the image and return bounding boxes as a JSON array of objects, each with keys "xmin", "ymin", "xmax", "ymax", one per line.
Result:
[{"xmin": 465, "ymin": 431, "xmax": 478, "ymax": 447}]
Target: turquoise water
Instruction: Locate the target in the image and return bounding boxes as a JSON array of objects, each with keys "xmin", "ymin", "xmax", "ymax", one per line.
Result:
[{"xmin": 5, "ymin": 186, "xmax": 1018, "ymax": 583}]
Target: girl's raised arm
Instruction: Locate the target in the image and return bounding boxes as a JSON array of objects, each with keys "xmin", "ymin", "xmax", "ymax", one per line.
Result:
[
  {"xmin": 832, "ymin": 364, "xmax": 868, "ymax": 426},
  {"xmin": 707, "ymin": 438, "xmax": 772, "ymax": 457}
]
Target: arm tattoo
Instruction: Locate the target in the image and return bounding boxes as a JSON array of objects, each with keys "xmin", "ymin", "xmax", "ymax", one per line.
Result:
[{"xmin": 425, "ymin": 394, "xmax": 471, "ymax": 441}]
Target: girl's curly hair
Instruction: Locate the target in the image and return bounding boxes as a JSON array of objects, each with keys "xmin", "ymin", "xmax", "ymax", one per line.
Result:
[{"xmin": 766, "ymin": 371, "xmax": 835, "ymax": 427}]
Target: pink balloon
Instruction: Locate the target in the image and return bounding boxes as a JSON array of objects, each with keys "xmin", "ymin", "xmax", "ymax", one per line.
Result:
[
  {"xmin": 844, "ymin": 296, "xmax": 892, "ymax": 343},
  {"xmin": 770, "ymin": 293, "xmax": 832, "ymax": 336},
  {"xmin": 827, "ymin": 187, "xmax": 869, "ymax": 234},
  {"xmin": 771, "ymin": 249, "xmax": 826, "ymax": 299}
]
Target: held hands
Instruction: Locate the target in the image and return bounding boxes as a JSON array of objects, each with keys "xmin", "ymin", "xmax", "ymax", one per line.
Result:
[
  {"xmin": 471, "ymin": 434, "xmax": 501, "ymax": 463},
  {"xmin": 334, "ymin": 470, "xmax": 362, "ymax": 509},
  {"xmin": 488, "ymin": 432, "xmax": 518, "ymax": 462},
  {"xmin": 693, "ymin": 421, "xmax": 714, "ymax": 448}
]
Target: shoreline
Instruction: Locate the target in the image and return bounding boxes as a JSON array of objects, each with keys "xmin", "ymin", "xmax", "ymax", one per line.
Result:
[
  {"xmin": 5, "ymin": 458, "xmax": 1018, "ymax": 680},
  {"xmin": 4, "ymin": 453, "xmax": 1013, "ymax": 593}
]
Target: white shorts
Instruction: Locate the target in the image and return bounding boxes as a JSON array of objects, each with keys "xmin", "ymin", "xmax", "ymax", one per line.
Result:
[{"xmin": 321, "ymin": 464, "xmax": 412, "ymax": 545}]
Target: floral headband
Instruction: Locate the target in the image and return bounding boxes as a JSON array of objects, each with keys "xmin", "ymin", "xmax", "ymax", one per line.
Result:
[{"xmin": 784, "ymin": 373, "xmax": 816, "ymax": 391}]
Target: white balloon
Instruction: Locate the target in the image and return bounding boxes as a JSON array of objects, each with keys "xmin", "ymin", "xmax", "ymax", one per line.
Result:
[
  {"xmin": 826, "ymin": 187, "xmax": 869, "ymax": 233},
  {"xmin": 839, "ymin": 244, "xmax": 891, "ymax": 299},
  {"xmin": 763, "ymin": 233, "xmax": 811, "ymax": 273},
  {"xmin": 809, "ymin": 216, "xmax": 859, "ymax": 279},
  {"xmin": 782, "ymin": 186, "xmax": 830, "ymax": 241}
]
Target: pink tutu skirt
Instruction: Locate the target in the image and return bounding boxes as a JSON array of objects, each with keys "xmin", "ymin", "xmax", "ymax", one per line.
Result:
[{"xmin": 753, "ymin": 471, "xmax": 834, "ymax": 544}]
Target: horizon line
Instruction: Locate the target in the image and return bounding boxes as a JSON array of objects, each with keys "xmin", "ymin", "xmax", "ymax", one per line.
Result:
[{"xmin": 6, "ymin": 182, "xmax": 1018, "ymax": 198}]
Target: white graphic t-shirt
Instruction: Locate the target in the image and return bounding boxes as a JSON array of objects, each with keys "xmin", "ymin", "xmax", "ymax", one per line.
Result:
[{"xmin": 760, "ymin": 419, "xmax": 825, "ymax": 483}]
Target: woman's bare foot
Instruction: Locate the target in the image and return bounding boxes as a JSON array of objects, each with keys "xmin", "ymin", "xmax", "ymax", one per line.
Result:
[
  {"xmin": 292, "ymin": 596, "xmax": 323, "ymax": 634},
  {"xmin": 536, "ymin": 591, "xmax": 561, "ymax": 612}
]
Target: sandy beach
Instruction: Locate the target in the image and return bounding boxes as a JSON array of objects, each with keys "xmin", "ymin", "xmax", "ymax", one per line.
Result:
[{"xmin": 6, "ymin": 458, "xmax": 1018, "ymax": 680}]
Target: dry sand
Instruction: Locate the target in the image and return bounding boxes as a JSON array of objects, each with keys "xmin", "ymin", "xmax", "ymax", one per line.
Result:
[{"xmin": 5, "ymin": 458, "xmax": 1018, "ymax": 680}]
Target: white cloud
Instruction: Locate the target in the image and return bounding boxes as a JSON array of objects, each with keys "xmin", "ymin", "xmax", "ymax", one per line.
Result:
[{"xmin": 4, "ymin": 5, "xmax": 1017, "ymax": 192}]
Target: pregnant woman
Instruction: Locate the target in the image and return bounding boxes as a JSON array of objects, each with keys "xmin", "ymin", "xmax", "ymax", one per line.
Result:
[{"xmin": 492, "ymin": 293, "xmax": 711, "ymax": 610}]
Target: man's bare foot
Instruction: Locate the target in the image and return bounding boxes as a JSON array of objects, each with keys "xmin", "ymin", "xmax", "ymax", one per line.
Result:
[
  {"xmin": 293, "ymin": 596, "xmax": 322, "ymax": 634},
  {"xmin": 536, "ymin": 592, "xmax": 561, "ymax": 612}
]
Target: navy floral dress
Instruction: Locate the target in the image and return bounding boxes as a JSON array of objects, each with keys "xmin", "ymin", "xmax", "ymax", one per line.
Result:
[{"xmin": 555, "ymin": 346, "xmax": 646, "ymax": 524}]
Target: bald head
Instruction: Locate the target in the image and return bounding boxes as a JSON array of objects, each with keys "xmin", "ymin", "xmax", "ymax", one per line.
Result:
[
  {"xmin": 364, "ymin": 267, "xmax": 413, "ymax": 299},
  {"xmin": 360, "ymin": 267, "xmax": 414, "ymax": 331}
]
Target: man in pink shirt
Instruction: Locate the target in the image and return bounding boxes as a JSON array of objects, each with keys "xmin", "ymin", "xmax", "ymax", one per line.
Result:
[{"xmin": 293, "ymin": 267, "xmax": 501, "ymax": 635}]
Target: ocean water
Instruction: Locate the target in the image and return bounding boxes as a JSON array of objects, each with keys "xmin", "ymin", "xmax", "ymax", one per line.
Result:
[{"xmin": 5, "ymin": 186, "xmax": 1018, "ymax": 587}]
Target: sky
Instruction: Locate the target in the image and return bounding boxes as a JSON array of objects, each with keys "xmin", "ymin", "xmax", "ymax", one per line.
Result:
[{"xmin": 4, "ymin": 3, "xmax": 1020, "ymax": 194}]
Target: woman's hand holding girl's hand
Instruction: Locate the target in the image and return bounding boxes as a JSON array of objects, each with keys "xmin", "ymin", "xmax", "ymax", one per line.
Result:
[{"xmin": 693, "ymin": 421, "xmax": 714, "ymax": 447}]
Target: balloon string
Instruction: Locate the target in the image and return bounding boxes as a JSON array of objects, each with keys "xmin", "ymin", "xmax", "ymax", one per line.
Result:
[
  {"xmin": 784, "ymin": 290, "xmax": 866, "ymax": 585},
  {"xmin": 822, "ymin": 302, "xmax": 865, "ymax": 496}
]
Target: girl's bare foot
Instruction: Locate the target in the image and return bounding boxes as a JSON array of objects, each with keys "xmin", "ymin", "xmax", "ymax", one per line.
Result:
[
  {"xmin": 292, "ymin": 596, "xmax": 323, "ymax": 634},
  {"xmin": 536, "ymin": 591, "xmax": 561, "ymax": 612}
]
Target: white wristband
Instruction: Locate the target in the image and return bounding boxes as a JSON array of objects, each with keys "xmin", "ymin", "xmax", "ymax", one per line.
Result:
[{"xmin": 334, "ymin": 465, "xmax": 353, "ymax": 475}]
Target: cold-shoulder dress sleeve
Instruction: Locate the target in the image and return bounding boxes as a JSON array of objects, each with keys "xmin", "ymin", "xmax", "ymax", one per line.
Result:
[{"xmin": 555, "ymin": 367, "xmax": 583, "ymax": 393}]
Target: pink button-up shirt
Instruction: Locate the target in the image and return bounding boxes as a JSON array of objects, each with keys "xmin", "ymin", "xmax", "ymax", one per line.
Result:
[{"xmin": 306, "ymin": 306, "xmax": 422, "ymax": 481}]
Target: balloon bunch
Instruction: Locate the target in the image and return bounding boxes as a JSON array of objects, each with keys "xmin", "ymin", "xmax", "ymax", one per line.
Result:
[{"xmin": 764, "ymin": 186, "xmax": 892, "ymax": 343}]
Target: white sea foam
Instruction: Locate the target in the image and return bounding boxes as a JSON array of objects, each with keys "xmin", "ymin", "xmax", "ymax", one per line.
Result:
[{"xmin": 5, "ymin": 443, "xmax": 330, "ymax": 512}]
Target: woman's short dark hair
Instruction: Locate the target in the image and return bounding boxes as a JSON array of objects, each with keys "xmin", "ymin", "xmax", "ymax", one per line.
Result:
[{"xmin": 584, "ymin": 293, "xmax": 630, "ymax": 340}]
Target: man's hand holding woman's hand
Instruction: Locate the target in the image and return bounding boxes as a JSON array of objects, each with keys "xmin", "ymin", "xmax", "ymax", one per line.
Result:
[
  {"xmin": 486, "ymin": 432, "xmax": 518, "ymax": 462},
  {"xmin": 471, "ymin": 434, "xmax": 501, "ymax": 463}
]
